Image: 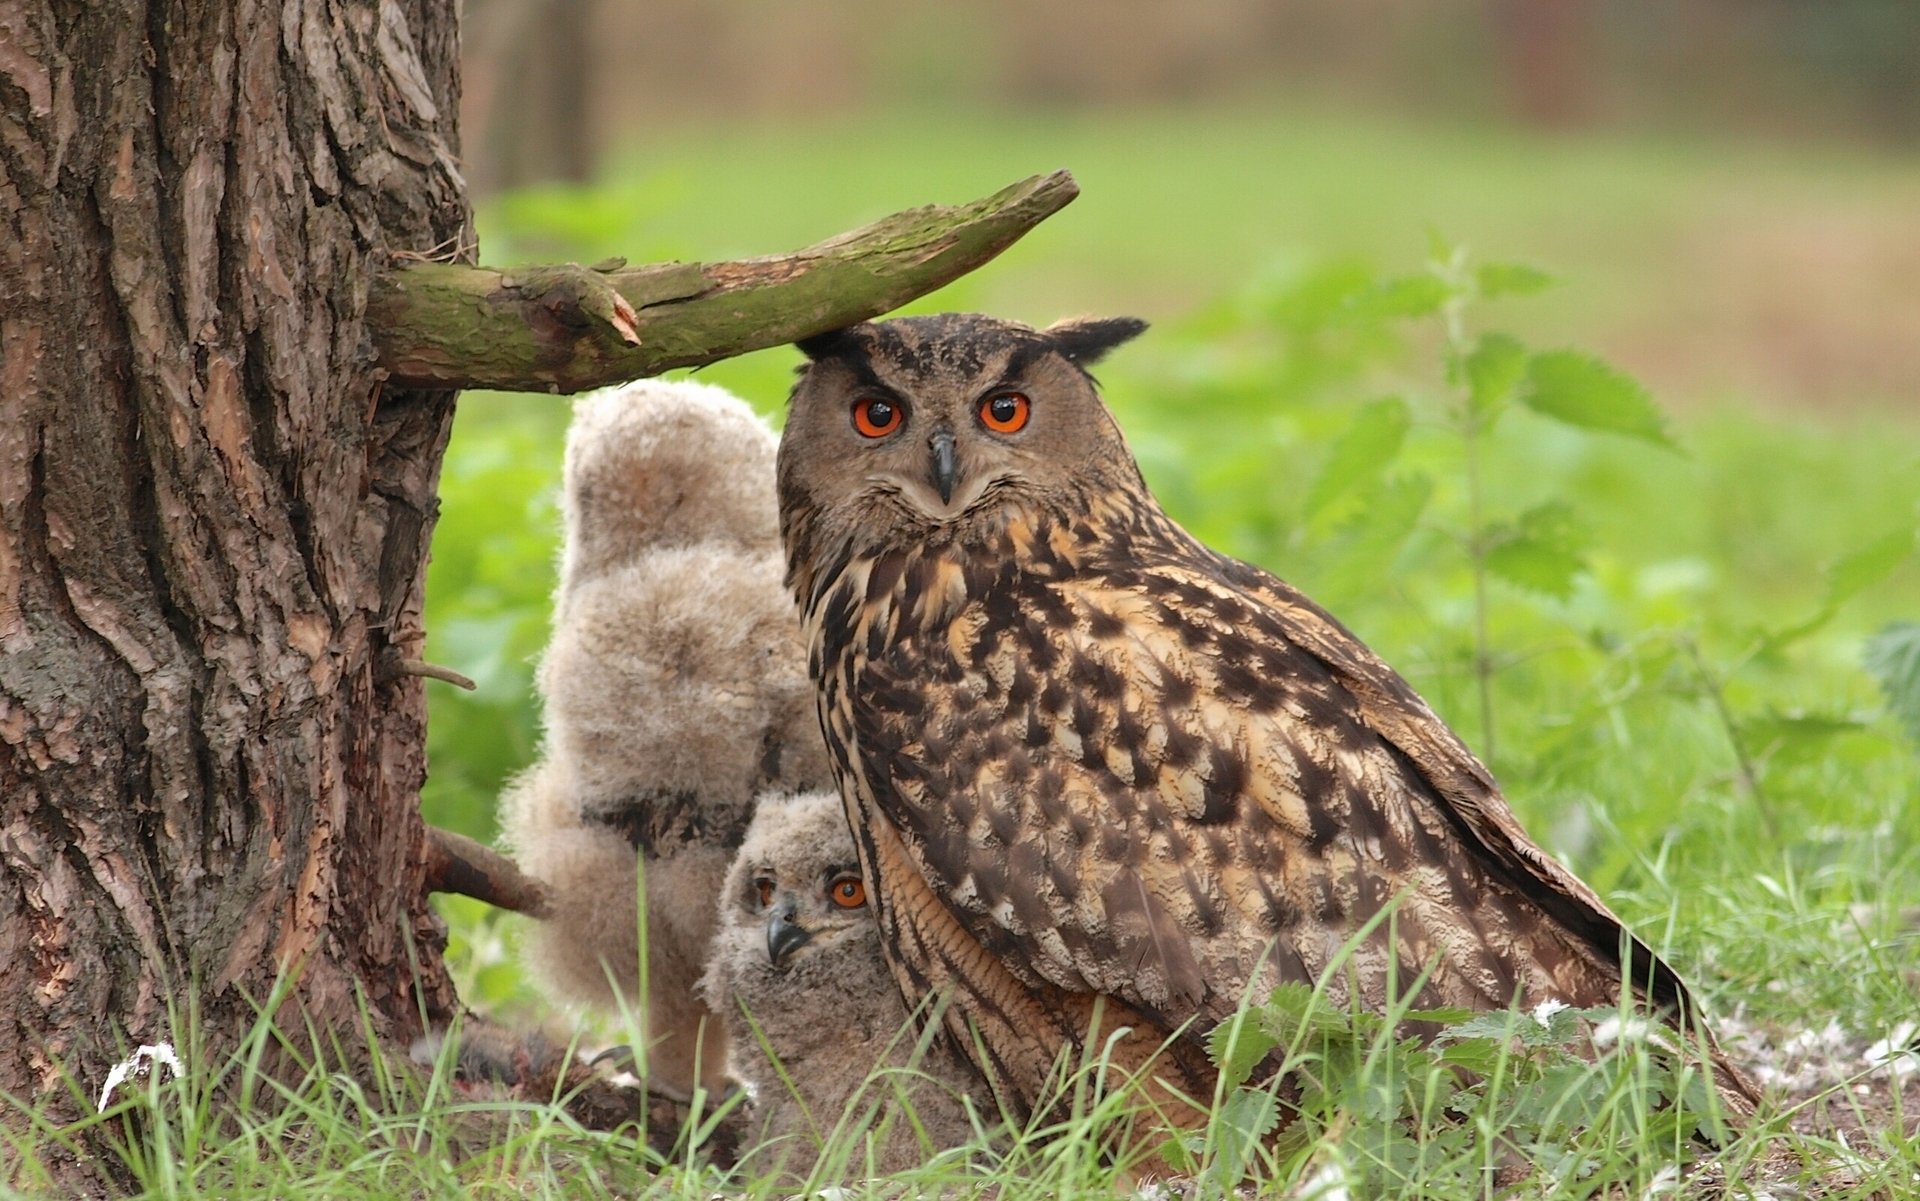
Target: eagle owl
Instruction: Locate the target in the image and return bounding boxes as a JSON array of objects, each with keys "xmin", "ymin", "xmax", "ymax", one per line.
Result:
[
  {"xmin": 699, "ymin": 790, "xmax": 984, "ymax": 1178},
  {"xmin": 774, "ymin": 313, "xmax": 1757, "ymax": 1127},
  {"xmin": 502, "ymin": 378, "xmax": 832, "ymax": 1101}
]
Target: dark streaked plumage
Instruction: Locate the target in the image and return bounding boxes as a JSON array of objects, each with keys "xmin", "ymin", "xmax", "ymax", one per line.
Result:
[{"xmin": 775, "ymin": 312, "xmax": 1757, "ymax": 1127}]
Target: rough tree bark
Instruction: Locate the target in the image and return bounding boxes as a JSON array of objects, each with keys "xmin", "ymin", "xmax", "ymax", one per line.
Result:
[
  {"xmin": 0, "ymin": 0, "xmax": 1072, "ymax": 1178},
  {"xmin": 0, "ymin": 0, "xmax": 473, "ymax": 1155}
]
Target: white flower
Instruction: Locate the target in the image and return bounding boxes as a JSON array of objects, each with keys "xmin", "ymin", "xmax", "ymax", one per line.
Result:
[
  {"xmin": 96, "ymin": 1042, "xmax": 185, "ymax": 1112},
  {"xmin": 1530, "ymin": 999, "xmax": 1570, "ymax": 1025}
]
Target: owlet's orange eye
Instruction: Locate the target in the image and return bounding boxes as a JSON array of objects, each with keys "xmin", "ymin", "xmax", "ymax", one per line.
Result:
[
  {"xmin": 828, "ymin": 875, "xmax": 867, "ymax": 909},
  {"xmin": 754, "ymin": 878, "xmax": 775, "ymax": 908},
  {"xmin": 979, "ymin": 391, "xmax": 1030, "ymax": 434},
  {"xmin": 852, "ymin": 397, "xmax": 903, "ymax": 438}
]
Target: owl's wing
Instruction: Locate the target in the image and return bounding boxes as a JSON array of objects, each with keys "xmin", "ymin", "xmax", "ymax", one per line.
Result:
[
  {"xmin": 1202, "ymin": 551, "xmax": 1699, "ymax": 1013},
  {"xmin": 851, "ymin": 548, "xmax": 1686, "ymax": 1029}
]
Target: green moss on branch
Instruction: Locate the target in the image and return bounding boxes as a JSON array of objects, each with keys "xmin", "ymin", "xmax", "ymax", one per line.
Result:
[{"xmin": 367, "ymin": 171, "xmax": 1079, "ymax": 393}]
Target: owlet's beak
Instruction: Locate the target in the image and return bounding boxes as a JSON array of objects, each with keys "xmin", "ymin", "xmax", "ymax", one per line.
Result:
[
  {"xmin": 765, "ymin": 895, "xmax": 813, "ymax": 966},
  {"xmin": 928, "ymin": 428, "xmax": 958, "ymax": 505}
]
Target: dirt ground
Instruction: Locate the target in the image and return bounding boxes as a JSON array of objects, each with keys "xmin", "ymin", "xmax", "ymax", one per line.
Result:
[{"xmin": 1716, "ymin": 1011, "xmax": 1920, "ymax": 1196}]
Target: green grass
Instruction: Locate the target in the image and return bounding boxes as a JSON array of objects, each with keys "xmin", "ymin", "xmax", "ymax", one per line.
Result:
[
  {"xmin": 26, "ymin": 104, "xmax": 1917, "ymax": 1198},
  {"xmin": 488, "ymin": 104, "xmax": 1920, "ymax": 412}
]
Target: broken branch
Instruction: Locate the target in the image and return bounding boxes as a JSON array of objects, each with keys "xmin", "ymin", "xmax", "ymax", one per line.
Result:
[
  {"xmin": 423, "ymin": 826, "xmax": 550, "ymax": 918},
  {"xmin": 366, "ymin": 171, "xmax": 1080, "ymax": 393}
]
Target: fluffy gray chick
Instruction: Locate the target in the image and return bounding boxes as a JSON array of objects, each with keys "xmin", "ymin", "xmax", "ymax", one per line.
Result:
[
  {"xmin": 699, "ymin": 790, "xmax": 987, "ymax": 1180},
  {"xmin": 501, "ymin": 379, "xmax": 831, "ymax": 1102}
]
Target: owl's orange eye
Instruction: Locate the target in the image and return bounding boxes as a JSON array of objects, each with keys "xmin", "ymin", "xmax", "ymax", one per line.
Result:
[
  {"xmin": 754, "ymin": 878, "xmax": 775, "ymax": 908},
  {"xmin": 828, "ymin": 875, "xmax": 867, "ymax": 909},
  {"xmin": 979, "ymin": 392, "xmax": 1030, "ymax": 434},
  {"xmin": 852, "ymin": 398, "xmax": 903, "ymax": 438}
]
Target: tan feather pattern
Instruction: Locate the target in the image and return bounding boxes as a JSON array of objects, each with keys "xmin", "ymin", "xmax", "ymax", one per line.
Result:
[{"xmin": 780, "ymin": 313, "xmax": 1758, "ymax": 1129}]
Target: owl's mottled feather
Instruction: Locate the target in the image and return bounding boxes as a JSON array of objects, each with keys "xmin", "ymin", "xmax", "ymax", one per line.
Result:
[{"xmin": 777, "ymin": 313, "xmax": 1756, "ymax": 1126}]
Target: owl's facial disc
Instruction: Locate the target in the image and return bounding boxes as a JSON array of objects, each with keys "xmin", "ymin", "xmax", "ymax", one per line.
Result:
[
  {"xmin": 865, "ymin": 422, "xmax": 1005, "ymax": 524},
  {"xmin": 782, "ymin": 314, "xmax": 1151, "ymax": 556}
]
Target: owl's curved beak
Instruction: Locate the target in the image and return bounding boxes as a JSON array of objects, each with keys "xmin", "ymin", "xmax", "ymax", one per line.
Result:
[
  {"xmin": 928, "ymin": 428, "xmax": 958, "ymax": 505},
  {"xmin": 765, "ymin": 896, "xmax": 813, "ymax": 966}
]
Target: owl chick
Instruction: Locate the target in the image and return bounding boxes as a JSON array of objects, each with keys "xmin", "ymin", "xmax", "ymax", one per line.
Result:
[
  {"xmin": 699, "ymin": 790, "xmax": 984, "ymax": 1179},
  {"xmin": 502, "ymin": 379, "xmax": 832, "ymax": 1101},
  {"xmin": 775, "ymin": 313, "xmax": 1759, "ymax": 1130}
]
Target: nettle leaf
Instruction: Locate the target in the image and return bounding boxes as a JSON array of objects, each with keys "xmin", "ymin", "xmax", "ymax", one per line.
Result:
[
  {"xmin": 1864, "ymin": 622, "xmax": 1920, "ymax": 746},
  {"xmin": 1305, "ymin": 398, "xmax": 1410, "ymax": 519},
  {"xmin": 1317, "ymin": 473, "xmax": 1434, "ymax": 602},
  {"xmin": 1156, "ymin": 1133, "xmax": 1202, "ymax": 1177},
  {"xmin": 1518, "ymin": 1060, "xmax": 1614, "ymax": 1129},
  {"xmin": 1208, "ymin": 1004, "xmax": 1281, "ymax": 1091},
  {"xmin": 1740, "ymin": 711, "xmax": 1866, "ymax": 750},
  {"xmin": 1464, "ymin": 332, "xmax": 1527, "ymax": 420},
  {"xmin": 1403, "ymin": 1006, "xmax": 1479, "ymax": 1027},
  {"xmin": 1203, "ymin": 1088, "xmax": 1282, "ymax": 1192},
  {"xmin": 1485, "ymin": 502, "xmax": 1590, "ymax": 599},
  {"xmin": 1760, "ymin": 526, "xmax": 1914, "ymax": 654},
  {"xmin": 1349, "ymin": 273, "xmax": 1452, "ymax": 319},
  {"xmin": 1254, "ymin": 982, "xmax": 1350, "ymax": 1046},
  {"xmin": 1425, "ymin": 226, "xmax": 1460, "ymax": 264},
  {"xmin": 1437, "ymin": 1003, "xmax": 1606, "ymax": 1051},
  {"xmin": 1822, "ymin": 526, "xmax": 1913, "ymax": 612},
  {"xmin": 1436, "ymin": 1036, "xmax": 1504, "ymax": 1078},
  {"xmin": 1348, "ymin": 1073, "xmax": 1404, "ymax": 1124},
  {"xmin": 1438, "ymin": 1011, "xmax": 1530, "ymax": 1045},
  {"xmin": 1526, "ymin": 1142, "xmax": 1601, "ymax": 1186},
  {"xmin": 1476, "ymin": 261, "xmax": 1557, "ymax": 298},
  {"xmin": 1520, "ymin": 350, "xmax": 1676, "ymax": 449},
  {"xmin": 1544, "ymin": 1004, "xmax": 1617, "ymax": 1046}
]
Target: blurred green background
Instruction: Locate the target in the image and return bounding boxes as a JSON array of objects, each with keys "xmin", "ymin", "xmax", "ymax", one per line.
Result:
[{"xmin": 428, "ymin": 0, "xmax": 1918, "ymax": 1024}]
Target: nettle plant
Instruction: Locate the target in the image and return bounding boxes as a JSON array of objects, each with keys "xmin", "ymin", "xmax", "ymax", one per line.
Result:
[
  {"xmin": 1104, "ymin": 242, "xmax": 1916, "ymax": 1194},
  {"xmin": 1169, "ymin": 978, "xmax": 1730, "ymax": 1197},
  {"xmin": 1132, "ymin": 239, "xmax": 1913, "ymax": 803}
]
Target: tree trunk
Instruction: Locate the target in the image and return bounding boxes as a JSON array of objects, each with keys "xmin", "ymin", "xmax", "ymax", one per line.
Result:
[
  {"xmin": 0, "ymin": 0, "xmax": 470, "ymax": 1156},
  {"xmin": 1488, "ymin": 0, "xmax": 1594, "ymax": 128},
  {"xmin": 0, "ymin": 5, "xmax": 1076, "ymax": 1183},
  {"xmin": 479, "ymin": 0, "xmax": 602, "ymax": 190}
]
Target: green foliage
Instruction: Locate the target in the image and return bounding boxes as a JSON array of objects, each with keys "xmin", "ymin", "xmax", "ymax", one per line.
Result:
[
  {"xmin": 1179, "ymin": 983, "xmax": 1734, "ymax": 1196},
  {"xmin": 1463, "ymin": 331, "xmax": 1527, "ymax": 418},
  {"xmin": 1519, "ymin": 350, "xmax": 1677, "ymax": 450},
  {"xmin": 1303, "ymin": 397, "xmax": 1410, "ymax": 520},
  {"xmin": 1474, "ymin": 261, "xmax": 1557, "ymax": 299},
  {"xmin": 405, "ymin": 139, "xmax": 1920, "ymax": 1196},
  {"xmin": 421, "ymin": 396, "xmax": 570, "ymax": 847},
  {"xmin": 1864, "ymin": 622, "xmax": 1920, "ymax": 746},
  {"xmin": 1484, "ymin": 501, "xmax": 1590, "ymax": 600}
]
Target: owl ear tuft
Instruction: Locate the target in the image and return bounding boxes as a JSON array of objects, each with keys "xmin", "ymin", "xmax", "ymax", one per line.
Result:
[
  {"xmin": 1044, "ymin": 316, "xmax": 1148, "ymax": 366},
  {"xmin": 795, "ymin": 325, "xmax": 866, "ymax": 362}
]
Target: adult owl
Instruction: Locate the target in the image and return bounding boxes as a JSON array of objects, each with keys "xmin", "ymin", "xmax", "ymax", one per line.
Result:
[
  {"xmin": 699, "ymin": 790, "xmax": 985, "ymax": 1178},
  {"xmin": 774, "ymin": 312, "xmax": 1756, "ymax": 1128}
]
